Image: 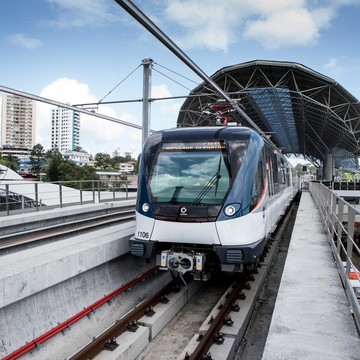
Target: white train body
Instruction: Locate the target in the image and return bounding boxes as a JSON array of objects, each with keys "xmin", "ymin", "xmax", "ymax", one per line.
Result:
[{"xmin": 130, "ymin": 126, "xmax": 298, "ymax": 280}]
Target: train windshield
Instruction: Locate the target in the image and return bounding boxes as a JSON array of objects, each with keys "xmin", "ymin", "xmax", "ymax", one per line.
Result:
[{"xmin": 149, "ymin": 141, "xmax": 230, "ymax": 205}]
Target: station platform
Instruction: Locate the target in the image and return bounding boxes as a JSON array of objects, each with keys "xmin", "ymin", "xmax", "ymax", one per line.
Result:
[{"xmin": 262, "ymin": 191, "xmax": 360, "ymax": 359}]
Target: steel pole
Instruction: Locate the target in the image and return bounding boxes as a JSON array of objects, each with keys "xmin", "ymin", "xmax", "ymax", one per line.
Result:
[
  {"xmin": 113, "ymin": 0, "xmax": 267, "ymax": 137},
  {"xmin": 142, "ymin": 58, "xmax": 153, "ymax": 145}
]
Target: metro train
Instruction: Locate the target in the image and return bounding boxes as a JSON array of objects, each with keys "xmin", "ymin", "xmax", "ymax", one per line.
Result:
[{"xmin": 129, "ymin": 126, "xmax": 299, "ymax": 281}]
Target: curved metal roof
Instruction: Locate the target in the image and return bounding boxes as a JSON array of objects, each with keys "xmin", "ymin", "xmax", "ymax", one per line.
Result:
[{"xmin": 177, "ymin": 60, "xmax": 360, "ymax": 169}]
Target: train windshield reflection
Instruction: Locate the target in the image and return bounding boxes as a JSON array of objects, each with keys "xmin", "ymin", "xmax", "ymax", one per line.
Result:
[{"xmin": 149, "ymin": 145, "xmax": 230, "ymax": 205}]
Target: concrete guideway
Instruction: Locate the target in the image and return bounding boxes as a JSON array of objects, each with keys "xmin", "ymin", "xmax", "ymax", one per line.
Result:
[
  {"xmin": 262, "ymin": 191, "xmax": 360, "ymax": 360},
  {"xmin": 0, "ymin": 220, "xmax": 136, "ymax": 309},
  {"xmin": 0, "ymin": 201, "xmax": 170, "ymax": 359}
]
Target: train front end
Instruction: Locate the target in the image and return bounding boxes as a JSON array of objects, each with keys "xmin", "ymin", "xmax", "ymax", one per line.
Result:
[{"xmin": 130, "ymin": 126, "xmax": 266, "ymax": 280}]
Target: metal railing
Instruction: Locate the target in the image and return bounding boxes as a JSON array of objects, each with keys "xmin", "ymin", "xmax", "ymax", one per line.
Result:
[
  {"xmin": 309, "ymin": 181, "xmax": 360, "ymax": 330},
  {"xmin": 0, "ymin": 179, "xmax": 137, "ymax": 216}
]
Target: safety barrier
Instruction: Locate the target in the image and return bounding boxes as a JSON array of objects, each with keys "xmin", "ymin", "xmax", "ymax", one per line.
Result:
[
  {"xmin": 309, "ymin": 181, "xmax": 360, "ymax": 330},
  {"xmin": 0, "ymin": 179, "xmax": 137, "ymax": 216}
]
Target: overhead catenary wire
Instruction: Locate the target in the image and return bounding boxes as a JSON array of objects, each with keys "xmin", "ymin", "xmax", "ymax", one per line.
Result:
[
  {"xmin": 98, "ymin": 63, "xmax": 142, "ymax": 103},
  {"xmin": 74, "ymin": 60, "xmax": 220, "ymax": 107},
  {"xmin": 154, "ymin": 62, "xmax": 200, "ymax": 86},
  {"xmin": 152, "ymin": 67, "xmax": 194, "ymax": 92},
  {"xmin": 153, "ymin": 61, "xmax": 218, "ymax": 95},
  {"xmin": 113, "ymin": 0, "xmax": 275, "ymax": 147}
]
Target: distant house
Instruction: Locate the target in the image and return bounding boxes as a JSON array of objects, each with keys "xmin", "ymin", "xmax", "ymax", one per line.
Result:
[
  {"xmin": 17, "ymin": 154, "xmax": 45, "ymax": 176},
  {"xmin": 18, "ymin": 155, "xmax": 33, "ymax": 173},
  {"xmin": 62, "ymin": 150, "xmax": 93, "ymax": 166},
  {"xmin": 119, "ymin": 161, "xmax": 136, "ymax": 173}
]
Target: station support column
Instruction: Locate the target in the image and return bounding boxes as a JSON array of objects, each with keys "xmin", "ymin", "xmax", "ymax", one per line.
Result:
[{"xmin": 324, "ymin": 153, "xmax": 335, "ymax": 181}]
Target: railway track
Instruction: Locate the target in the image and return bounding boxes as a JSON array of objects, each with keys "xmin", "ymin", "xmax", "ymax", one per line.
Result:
[
  {"xmin": 69, "ymin": 279, "xmax": 180, "ymax": 360},
  {"xmin": 2, "ymin": 195, "xmax": 299, "ymax": 359},
  {"xmin": 0, "ymin": 207, "xmax": 135, "ymax": 252},
  {"xmin": 73, "ymin": 192, "xmax": 300, "ymax": 360},
  {"xmin": 67, "ymin": 267, "xmax": 260, "ymax": 360}
]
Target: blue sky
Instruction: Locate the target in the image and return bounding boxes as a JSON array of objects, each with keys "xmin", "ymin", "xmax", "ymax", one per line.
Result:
[{"xmin": 1, "ymin": 0, "xmax": 360, "ymax": 157}]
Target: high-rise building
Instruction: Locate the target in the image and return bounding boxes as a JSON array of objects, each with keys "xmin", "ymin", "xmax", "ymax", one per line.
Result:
[
  {"xmin": 1, "ymin": 95, "xmax": 36, "ymax": 149},
  {"xmin": 51, "ymin": 107, "xmax": 80, "ymax": 151}
]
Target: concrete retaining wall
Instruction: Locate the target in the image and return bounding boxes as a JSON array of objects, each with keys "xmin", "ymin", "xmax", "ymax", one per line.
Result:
[
  {"xmin": 0, "ymin": 221, "xmax": 135, "ymax": 309},
  {"xmin": 0, "ymin": 216, "xmax": 171, "ymax": 358}
]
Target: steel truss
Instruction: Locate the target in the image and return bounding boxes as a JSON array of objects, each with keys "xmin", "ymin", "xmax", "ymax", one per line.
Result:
[{"xmin": 177, "ymin": 60, "xmax": 360, "ymax": 170}]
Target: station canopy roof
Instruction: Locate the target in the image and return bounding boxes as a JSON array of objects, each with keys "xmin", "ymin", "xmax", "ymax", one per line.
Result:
[{"xmin": 177, "ymin": 60, "xmax": 360, "ymax": 170}]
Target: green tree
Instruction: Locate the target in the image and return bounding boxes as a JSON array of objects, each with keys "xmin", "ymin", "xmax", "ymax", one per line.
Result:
[
  {"xmin": 134, "ymin": 153, "xmax": 141, "ymax": 173},
  {"xmin": 73, "ymin": 146, "xmax": 87, "ymax": 153},
  {"xmin": 95, "ymin": 152, "xmax": 112, "ymax": 169},
  {"xmin": 124, "ymin": 154, "xmax": 133, "ymax": 162},
  {"xmin": 111, "ymin": 155, "xmax": 126, "ymax": 169},
  {"xmin": 0, "ymin": 154, "xmax": 18, "ymax": 171},
  {"xmin": 30, "ymin": 144, "xmax": 46, "ymax": 175},
  {"xmin": 336, "ymin": 168, "xmax": 356, "ymax": 181},
  {"xmin": 295, "ymin": 163, "xmax": 314, "ymax": 175},
  {"xmin": 46, "ymin": 148, "xmax": 63, "ymax": 181},
  {"xmin": 58, "ymin": 162, "xmax": 98, "ymax": 181}
]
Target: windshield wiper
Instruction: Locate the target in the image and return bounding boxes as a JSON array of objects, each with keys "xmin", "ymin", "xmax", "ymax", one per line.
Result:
[
  {"xmin": 170, "ymin": 185, "xmax": 184, "ymax": 203},
  {"xmin": 192, "ymin": 156, "xmax": 222, "ymax": 205}
]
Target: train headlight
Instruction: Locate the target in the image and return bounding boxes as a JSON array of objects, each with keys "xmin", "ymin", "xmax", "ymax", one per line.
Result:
[
  {"xmin": 224, "ymin": 205, "xmax": 236, "ymax": 216},
  {"xmin": 223, "ymin": 203, "xmax": 241, "ymax": 217},
  {"xmin": 142, "ymin": 202, "xmax": 150, "ymax": 213}
]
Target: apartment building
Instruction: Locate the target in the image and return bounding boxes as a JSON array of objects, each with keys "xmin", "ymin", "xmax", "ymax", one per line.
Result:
[
  {"xmin": 1, "ymin": 95, "xmax": 36, "ymax": 149},
  {"xmin": 51, "ymin": 106, "xmax": 80, "ymax": 151}
]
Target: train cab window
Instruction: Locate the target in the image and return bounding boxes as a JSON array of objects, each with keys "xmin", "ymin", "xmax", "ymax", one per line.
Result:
[{"xmin": 149, "ymin": 142, "xmax": 230, "ymax": 205}]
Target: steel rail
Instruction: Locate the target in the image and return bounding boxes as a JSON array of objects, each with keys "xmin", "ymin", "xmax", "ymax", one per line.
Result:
[
  {"xmin": 188, "ymin": 278, "xmax": 246, "ymax": 359},
  {"xmin": 2, "ymin": 266, "xmax": 160, "ymax": 360},
  {"xmin": 69, "ymin": 279, "xmax": 177, "ymax": 359}
]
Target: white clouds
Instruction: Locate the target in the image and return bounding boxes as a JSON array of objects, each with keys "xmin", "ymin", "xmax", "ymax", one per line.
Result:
[
  {"xmin": 152, "ymin": 84, "xmax": 172, "ymax": 98},
  {"xmin": 37, "ymin": 77, "xmax": 143, "ymax": 156},
  {"xmin": 323, "ymin": 57, "xmax": 338, "ymax": 69},
  {"xmin": 244, "ymin": 7, "xmax": 334, "ymax": 49},
  {"xmin": 151, "ymin": 84, "xmax": 181, "ymax": 129},
  {"xmin": 40, "ymin": 77, "xmax": 97, "ymax": 104},
  {"xmin": 8, "ymin": 34, "xmax": 42, "ymax": 49},
  {"xmin": 162, "ymin": 0, "xmax": 343, "ymax": 50},
  {"xmin": 41, "ymin": 0, "xmax": 355, "ymax": 51},
  {"xmin": 164, "ymin": 0, "xmax": 240, "ymax": 51},
  {"xmin": 45, "ymin": 0, "xmax": 119, "ymax": 28},
  {"xmin": 35, "ymin": 78, "xmax": 179, "ymax": 157}
]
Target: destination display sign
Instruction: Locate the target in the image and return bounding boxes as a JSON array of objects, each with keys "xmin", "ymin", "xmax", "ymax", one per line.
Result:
[{"xmin": 162, "ymin": 141, "xmax": 226, "ymax": 151}]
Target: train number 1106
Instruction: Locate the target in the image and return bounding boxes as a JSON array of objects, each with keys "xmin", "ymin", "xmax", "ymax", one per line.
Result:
[{"xmin": 137, "ymin": 231, "xmax": 149, "ymax": 239}]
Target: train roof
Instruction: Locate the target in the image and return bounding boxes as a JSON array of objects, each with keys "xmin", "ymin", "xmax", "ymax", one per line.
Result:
[{"xmin": 157, "ymin": 126, "xmax": 258, "ymax": 142}]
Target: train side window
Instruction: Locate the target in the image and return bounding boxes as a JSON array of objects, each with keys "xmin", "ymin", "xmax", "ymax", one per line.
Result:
[
  {"xmin": 272, "ymin": 154, "xmax": 279, "ymax": 194},
  {"xmin": 250, "ymin": 159, "xmax": 265, "ymax": 211},
  {"xmin": 279, "ymin": 158, "xmax": 286, "ymax": 190}
]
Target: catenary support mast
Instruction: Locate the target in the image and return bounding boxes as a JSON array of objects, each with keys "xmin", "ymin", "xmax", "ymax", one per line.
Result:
[
  {"xmin": 114, "ymin": 0, "xmax": 272, "ymax": 144},
  {"xmin": 142, "ymin": 58, "xmax": 153, "ymax": 145}
]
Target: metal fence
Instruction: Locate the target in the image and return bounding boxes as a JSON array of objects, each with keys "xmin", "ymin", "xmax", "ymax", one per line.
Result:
[
  {"xmin": 0, "ymin": 179, "xmax": 137, "ymax": 216},
  {"xmin": 309, "ymin": 181, "xmax": 360, "ymax": 330}
]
